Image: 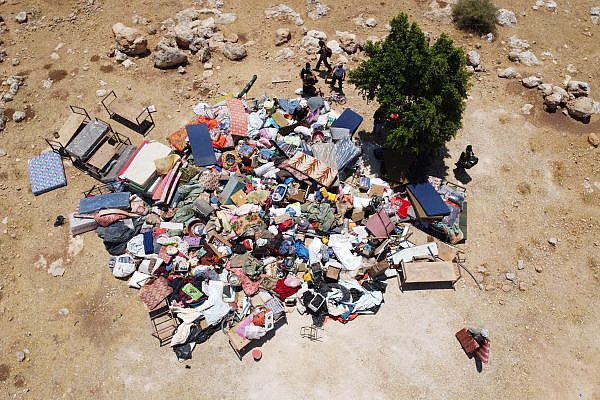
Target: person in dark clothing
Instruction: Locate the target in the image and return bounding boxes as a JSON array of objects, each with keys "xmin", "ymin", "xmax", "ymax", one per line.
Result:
[
  {"xmin": 330, "ymin": 63, "xmax": 346, "ymax": 92},
  {"xmin": 300, "ymin": 62, "xmax": 318, "ymax": 97},
  {"xmin": 373, "ymin": 107, "xmax": 384, "ymax": 136},
  {"xmin": 293, "ymin": 99, "xmax": 310, "ymax": 121},
  {"xmin": 455, "ymin": 145, "xmax": 478, "ymax": 169},
  {"xmin": 314, "ymin": 40, "xmax": 332, "ymax": 73}
]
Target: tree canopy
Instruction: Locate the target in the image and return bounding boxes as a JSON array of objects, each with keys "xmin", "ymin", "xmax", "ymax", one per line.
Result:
[{"xmin": 349, "ymin": 13, "xmax": 470, "ymax": 156}]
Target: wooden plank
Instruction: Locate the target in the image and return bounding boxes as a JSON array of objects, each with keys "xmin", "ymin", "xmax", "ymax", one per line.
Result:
[
  {"xmin": 57, "ymin": 113, "xmax": 86, "ymax": 146},
  {"xmin": 87, "ymin": 140, "xmax": 116, "ymax": 169},
  {"xmin": 403, "ymin": 261, "xmax": 458, "ymax": 283}
]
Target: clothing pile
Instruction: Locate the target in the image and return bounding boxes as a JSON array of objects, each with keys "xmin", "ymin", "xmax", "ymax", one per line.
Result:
[{"xmin": 65, "ymin": 93, "xmax": 466, "ymax": 360}]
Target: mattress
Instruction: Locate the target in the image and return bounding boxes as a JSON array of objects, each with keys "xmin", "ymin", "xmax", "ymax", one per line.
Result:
[
  {"xmin": 186, "ymin": 123, "xmax": 217, "ymax": 166},
  {"xmin": 334, "ymin": 137, "xmax": 360, "ymax": 171},
  {"xmin": 78, "ymin": 192, "xmax": 131, "ymax": 214},
  {"xmin": 330, "ymin": 108, "xmax": 363, "ymax": 134},
  {"xmin": 28, "ymin": 151, "xmax": 67, "ymax": 196},
  {"xmin": 118, "ymin": 140, "xmax": 172, "ymax": 187},
  {"xmin": 407, "ymin": 183, "xmax": 450, "ymax": 218},
  {"xmin": 65, "ymin": 120, "xmax": 109, "ymax": 160}
]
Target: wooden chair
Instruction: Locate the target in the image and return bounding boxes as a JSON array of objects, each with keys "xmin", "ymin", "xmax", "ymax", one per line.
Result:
[
  {"xmin": 102, "ymin": 90, "xmax": 154, "ymax": 135},
  {"xmin": 149, "ymin": 299, "xmax": 179, "ymax": 347}
]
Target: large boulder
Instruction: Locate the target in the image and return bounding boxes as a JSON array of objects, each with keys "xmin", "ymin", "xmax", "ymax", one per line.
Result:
[
  {"xmin": 223, "ymin": 42, "xmax": 247, "ymax": 61},
  {"xmin": 327, "ymin": 40, "xmax": 343, "ymax": 54},
  {"xmin": 496, "ymin": 9, "xmax": 517, "ymax": 26},
  {"xmin": 466, "ymin": 50, "xmax": 481, "ymax": 68},
  {"xmin": 498, "ymin": 67, "xmax": 518, "ymax": 78},
  {"xmin": 567, "ymin": 97, "xmax": 595, "ymax": 120},
  {"xmin": 424, "ymin": 0, "xmax": 455, "ymax": 24},
  {"xmin": 302, "ymin": 30, "xmax": 327, "ymax": 53},
  {"xmin": 112, "ymin": 23, "xmax": 148, "ymax": 56},
  {"xmin": 154, "ymin": 38, "xmax": 188, "ymax": 68},
  {"xmin": 264, "ymin": 4, "xmax": 304, "ymax": 25},
  {"xmin": 566, "ymin": 80, "xmax": 590, "ymax": 97},
  {"xmin": 509, "ymin": 36, "xmax": 529, "ymax": 50},
  {"xmin": 522, "ymin": 75, "xmax": 543, "ymax": 88},
  {"xmin": 275, "ymin": 47, "xmax": 294, "ymax": 62},
  {"xmin": 509, "ymin": 50, "xmax": 541, "ymax": 66},
  {"xmin": 538, "ymin": 83, "xmax": 553, "ymax": 96},
  {"xmin": 336, "ymin": 31, "xmax": 358, "ymax": 54},
  {"xmin": 275, "ymin": 28, "xmax": 291, "ymax": 45},
  {"xmin": 307, "ymin": 2, "xmax": 330, "ymax": 20}
]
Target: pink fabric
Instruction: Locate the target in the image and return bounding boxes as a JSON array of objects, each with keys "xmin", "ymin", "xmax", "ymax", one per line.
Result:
[
  {"xmin": 226, "ymin": 99, "xmax": 248, "ymax": 137},
  {"xmin": 226, "ymin": 262, "xmax": 260, "ymax": 296}
]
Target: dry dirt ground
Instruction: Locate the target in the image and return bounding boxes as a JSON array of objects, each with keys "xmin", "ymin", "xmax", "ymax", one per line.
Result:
[{"xmin": 0, "ymin": 0, "xmax": 599, "ymax": 399}]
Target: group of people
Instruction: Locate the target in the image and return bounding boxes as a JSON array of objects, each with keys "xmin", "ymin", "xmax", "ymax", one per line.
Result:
[{"xmin": 300, "ymin": 40, "xmax": 347, "ymax": 97}]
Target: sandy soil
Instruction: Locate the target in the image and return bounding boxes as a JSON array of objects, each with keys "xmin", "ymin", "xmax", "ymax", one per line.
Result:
[{"xmin": 0, "ymin": 0, "xmax": 599, "ymax": 399}]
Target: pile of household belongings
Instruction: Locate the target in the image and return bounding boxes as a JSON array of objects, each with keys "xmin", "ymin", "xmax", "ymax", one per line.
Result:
[{"xmin": 67, "ymin": 94, "xmax": 467, "ymax": 360}]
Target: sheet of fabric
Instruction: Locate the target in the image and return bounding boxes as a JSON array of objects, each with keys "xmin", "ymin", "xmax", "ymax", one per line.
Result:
[
  {"xmin": 226, "ymin": 98, "xmax": 248, "ymax": 137},
  {"xmin": 287, "ymin": 151, "xmax": 336, "ymax": 187}
]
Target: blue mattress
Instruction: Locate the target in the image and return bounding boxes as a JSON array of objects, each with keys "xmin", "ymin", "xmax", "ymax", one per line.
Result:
[
  {"xmin": 79, "ymin": 191, "xmax": 131, "ymax": 214},
  {"xmin": 335, "ymin": 137, "xmax": 360, "ymax": 171},
  {"xmin": 331, "ymin": 108, "xmax": 363, "ymax": 134},
  {"xmin": 407, "ymin": 183, "xmax": 450, "ymax": 217},
  {"xmin": 186, "ymin": 123, "xmax": 216, "ymax": 167},
  {"xmin": 28, "ymin": 151, "xmax": 67, "ymax": 196}
]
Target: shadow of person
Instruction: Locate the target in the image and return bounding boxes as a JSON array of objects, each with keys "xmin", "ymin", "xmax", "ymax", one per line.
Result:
[
  {"xmin": 453, "ymin": 167, "xmax": 472, "ymax": 184},
  {"xmin": 475, "ymin": 357, "xmax": 483, "ymax": 373}
]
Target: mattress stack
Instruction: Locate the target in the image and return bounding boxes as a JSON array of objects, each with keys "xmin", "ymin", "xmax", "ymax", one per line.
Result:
[{"xmin": 117, "ymin": 140, "xmax": 173, "ymax": 198}]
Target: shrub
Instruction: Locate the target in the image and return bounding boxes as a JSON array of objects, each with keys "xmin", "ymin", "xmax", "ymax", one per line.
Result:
[
  {"xmin": 452, "ymin": 0, "xmax": 498, "ymax": 35},
  {"xmin": 349, "ymin": 14, "xmax": 470, "ymax": 156}
]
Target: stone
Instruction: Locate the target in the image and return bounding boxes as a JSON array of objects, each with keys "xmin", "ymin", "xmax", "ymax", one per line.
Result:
[
  {"xmin": 515, "ymin": 50, "xmax": 541, "ymax": 66},
  {"xmin": 15, "ymin": 12, "xmax": 27, "ymax": 23},
  {"xmin": 588, "ymin": 133, "xmax": 599, "ymax": 147},
  {"xmin": 538, "ymin": 83, "xmax": 553, "ymax": 96},
  {"xmin": 147, "ymin": 24, "xmax": 157, "ymax": 35},
  {"xmin": 517, "ymin": 260, "xmax": 525, "ymax": 270},
  {"xmin": 522, "ymin": 75, "xmax": 543, "ymax": 88},
  {"xmin": 466, "ymin": 50, "xmax": 481, "ymax": 67},
  {"xmin": 506, "ymin": 272, "xmax": 516, "ymax": 281},
  {"xmin": 521, "ymin": 104, "xmax": 534, "ymax": 114},
  {"xmin": 178, "ymin": 66, "xmax": 186, "ymax": 74},
  {"xmin": 535, "ymin": 265, "xmax": 543, "ymax": 273},
  {"xmin": 301, "ymin": 30, "xmax": 326, "ymax": 53},
  {"xmin": 176, "ymin": 8, "xmax": 200, "ymax": 24},
  {"xmin": 112, "ymin": 23, "xmax": 148, "ymax": 56},
  {"xmin": 154, "ymin": 38, "xmax": 188, "ymax": 68},
  {"xmin": 308, "ymin": 3, "xmax": 330, "ymax": 20},
  {"xmin": 196, "ymin": 44, "xmax": 211, "ymax": 63},
  {"xmin": 15, "ymin": 350, "xmax": 26, "ymax": 362},
  {"xmin": 365, "ymin": 17, "xmax": 377, "ymax": 27},
  {"xmin": 466, "ymin": 65, "xmax": 475, "ymax": 73},
  {"xmin": 498, "ymin": 67, "xmax": 518, "ymax": 78},
  {"xmin": 174, "ymin": 23, "xmax": 196, "ymax": 49},
  {"xmin": 518, "ymin": 282, "xmax": 528, "ymax": 291},
  {"xmin": 204, "ymin": 62, "xmax": 213, "ymax": 70},
  {"xmin": 223, "ymin": 42, "xmax": 247, "ymax": 61},
  {"xmin": 50, "ymin": 52, "xmax": 60, "ymax": 60},
  {"xmin": 42, "ymin": 79, "xmax": 53, "ymax": 89},
  {"xmin": 96, "ymin": 89, "xmax": 108, "ymax": 97},
  {"xmin": 496, "ymin": 9, "xmax": 517, "ymax": 26},
  {"xmin": 501, "ymin": 284, "xmax": 512, "ymax": 292},
  {"xmin": 275, "ymin": 28, "xmax": 291, "ymax": 46},
  {"xmin": 202, "ymin": 70, "xmax": 213, "ymax": 78},
  {"xmin": 566, "ymin": 80, "xmax": 590, "ymax": 97},
  {"xmin": 566, "ymin": 64, "xmax": 577, "ymax": 74},
  {"xmin": 122, "ymin": 59, "xmax": 136, "ymax": 69},
  {"xmin": 59, "ymin": 308, "xmax": 69, "ymax": 316},
  {"xmin": 48, "ymin": 259, "xmax": 65, "ymax": 277},
  {"xmin": 592, "ymin": 7, "xmax": 600, "ymax": 24},
  {"xmin": 274, "ymin": 47, "xmax": 294, "ymax": 61},
  {"xmin": 481, "ymin": 33, "xmax": 494, "ymax": 42},
  {"xmin": 545, "ymin": 0, "xmax": 558, "ymax": 11},
  {"xmin": 548, "ymin": 237, "xmax": 558, "ymax": 246},
  {"xmin": 114, "ymin": 49, "xmax": 127, "ymax": 62},
  {"xmin": 424, "ymin": 0, "xmax": 456, "ymax": 24},
  {"xmin": 12, "ymin": 58, "xmax": 20, "ymax": 66},
  {"xmin": 12, "ymin": 111, "xmax": 26, "ymax": 122},
  {"xmin": 264, "ymin": 4, "xmax": 304, "ymax": 26},
  {"xmin": 326, "ymin": 40, "xmax": 343, "ymax": 54},
  {"xmin": 214, "ymin": 13, "xmax": 237, "ymax": 24},
  {"xmin": 132, "ymin": 15, "xmax": 147, "ymax": 25},
  {"xmin": 509, "ymin": 36, "xmax": 529, "ymax": 50},
  {"xmin": 226, "ymin": 33, "xmax": 239, "ymax": 43},
  {"xmin": 336, "ymin": 31, "xmax": 358, "ymax": 54},
  {"xmin": 567, "ymin": 97, "xmax": 595, "ymax": 120}
]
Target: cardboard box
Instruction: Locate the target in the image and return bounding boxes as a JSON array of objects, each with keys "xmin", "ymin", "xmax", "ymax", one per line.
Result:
[
  {"xmin": 369, "ymin": 184, "xmax": 385, "ymax": 197},
  {"xmin": 367, "ymin": 260, "xmax": 390, "ymax": 278}
]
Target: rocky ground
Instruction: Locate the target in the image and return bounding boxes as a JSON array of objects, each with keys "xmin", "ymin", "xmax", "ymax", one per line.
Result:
[{"xmin": 0, "ymin": 0, "xmax": 599, "ymax": 399}]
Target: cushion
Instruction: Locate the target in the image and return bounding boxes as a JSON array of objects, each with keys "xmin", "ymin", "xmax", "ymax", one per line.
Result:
[{"xmin": 28, "ymin": 151, "xmax": 67, "ymax": 196}]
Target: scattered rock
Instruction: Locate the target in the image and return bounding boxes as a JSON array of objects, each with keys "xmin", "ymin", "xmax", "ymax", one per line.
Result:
[
  {"xmin": 15, "ymin": 12, "xmax": 27, "ymax": 24},
  {"xmin": 34, "ymin": 255, "xmax": 47, "ymax": 270},
  {"xmin": 518, "ymin": 282, "xmax": 528, "ymax": 291},
  {"xmin": 424, "ymin": 0, "xmax": 455, "ymax": 24},
  {"xmin": 196, "ymin": 44, "xmax": 211, "ymax": 63},
  {"xmin": 566, "ymin": 80, "xmax": 590, "ymax": 97},
  {"xmin": 301, "ymin": 30, "xmax": 326, "ymax": 53},
  {"xmin": 498, "ymin": 67, "xmax": 518, "ymax": 78},
  {"xmin": 307, "ymin": 2, "xmax": 330, "ymax": 20},
  {"xmin": 48, "ymin": 258, "xmax": 65, "ymax": 277},
  {"xmin": 481, "ymin": 33, "xmax": 494, "ymax": 42},
  {"xmin": 517, "ymin": 260, "xmax": 525, "ymax": 270},
  {"xmin": 521, "ymin": 103, "xmax": 534, "ymax": 114},
  {"xmin": 12, "ymin": 111, "xmax": 25, "ymax": 122},
  {"xmin": 223, "ymin": 42, "xmax": 247, "ymax": 61},
  {"xmin": 15, "ymin": 351, "xmax": 25, "ymax": 362},
  {"xmin": 506, "ymin": 272, "xmax": 516, "ymax": 281},
  {"xmin": 112, "ymin": 23, "xmax": 148, "ymax": 56},
  {"xmin": 592, "ymin": 7, "xmax": 600, "ymax": 25},
  {"xmin": 96, "ymin": 89, "xmax": 108, "ymax": 97},
  {"xmin": 177, "ymin": 66, "xmax": 186, "ymax": 74},
  {"xmin": 336, "ymin": 31, "xmax": 358, "ymax": 54},
  {"xmin": 538, "ymin": 83, "xmax": 553, "ymax": 96},
  {"xmin": 548, "ymin": 237, "xmax": 558, "ymax": 246},
  {"xmin": 12, "ymin": 58, "xmax": 20, "ymax": 66},
  {"xmin": 214, "ymin": 13, "xmax": 237, "ymax": 25},
  {"xmin": 509, "ymin": 36, "xmax": 530, "ymax": 50},
  {"xmin": 42, "ymin": 79, "xmax": 53, "ymax": 89},
  {"xmin": 326, "ymin": 40, "xmax": 343, "ymax": 54},
  {"xmin": 510, "ymin": 50, "xmax": 541, "ymax": 66},
  {"xmin": 154, "ymin": 37, "xmax": 188, "ymax": 68},
  {"xmin": 567, "ymin": 97, "xmax": 595, "ymax": 120},
  {"xmin": 50, "ymin": 52, "xmax": 60, "ymax": 60},
  {"xmin": 275, "ymin": 47, "xmax": 294, "ymax": 61},
  {"xmin": 204, "ymin": 62, "xmax": 213, "ymax": 70},
  {"xmin": 275, "ymin": 28, "xmax": 291, "ymax": 46},
  {"xmin": 226, "ymin": 33, "xmax": 238, "ymax": 43},
  {"xmin": 122, "ymin": 59, "xmax": 136, "ymax": 69},
  {"xmin": 59, "ymin": 308, "xmax": 69, "ymax": 316},
  {"xmin": 365, "ymin": 17, "xmax": 377, "ymax": 27},
  {"xmin": 264, "ymin": 4, "xmax": 304, "ymax": 26},
  {"xmin": 114, "ymin": 49, "xmax": 128, "ymax": 62},
  {"xmin": 566, "ymin": 64, "xmax": 577, "ymax": 74},
  {"xmin": 588, "ymin": 132, "xmax": 599, "ymax": 147},
  {"xmin": 147, "ymin": 24, "xmax": 157, "ymax": 35},
  {"xmin": 132, "ymin": 15, "xmax": 147, "ymax": 25},
  {"xmin": 535, "ymin": 265, "xmax": 543, "ymax": 273},
  {"xmin": 466, "ymin": 50, "xmax": 481, "ymax": 68},
  {"xmin": 522, "ymin": 75, "xmax": 543, "ymax": 88},
  {"xmin": 496, "ymin": 9, "xmax": 517, "ymax": 26}
]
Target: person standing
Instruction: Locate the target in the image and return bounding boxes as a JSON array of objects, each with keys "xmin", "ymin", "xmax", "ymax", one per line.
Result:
[
  {"xmin": 455, "ymin": 145, "xmax": 478, "ymax": 169},
  {"xmin": 330, "ymin": 63, "xmax": 346, "ymax": 92},
  {"xmin": 314, "ymin": 40, "xmax": 332, "ymax": 73},
  {"xmin": 373, "ymin": 107, "xmax": 384, "ymax": 136},
  {"xmin": 300, "ymin": 62, "xmax": 318, "ymax": 97}
]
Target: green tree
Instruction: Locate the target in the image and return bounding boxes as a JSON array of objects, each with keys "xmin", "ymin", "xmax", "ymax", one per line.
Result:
[
  {"xmin": 452, "ymin": 0, "xmax": 498, "ymax": 35},
  {"xmin": 349, "ymin": 14, "xmax": 470, "ymax": 156}
]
